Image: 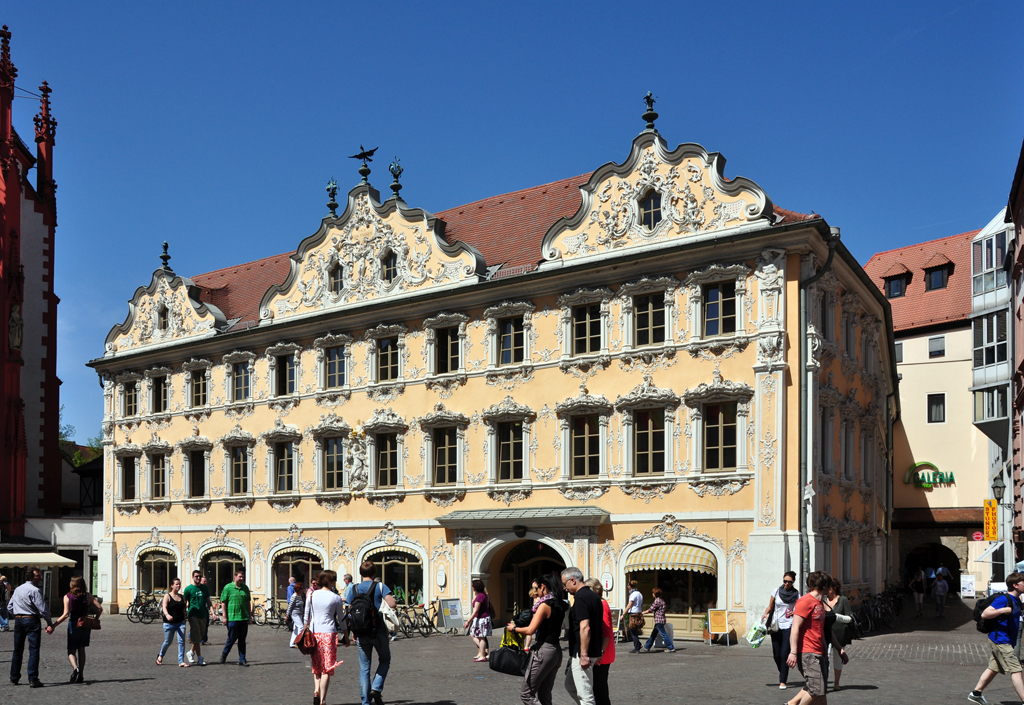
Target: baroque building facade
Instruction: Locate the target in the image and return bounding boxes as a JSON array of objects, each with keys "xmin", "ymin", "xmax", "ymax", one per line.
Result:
[{"xmin": 90, "ymin": 109, "xmax": 898, "ymax": 638}]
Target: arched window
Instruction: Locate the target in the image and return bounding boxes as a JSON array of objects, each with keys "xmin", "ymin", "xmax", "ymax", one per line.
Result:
[
  {"xmin": 272, "ymin": 551, "xmax": 322, "ymax": 600},
  {"xmin": 381, "ymin": 251, "xmax": 398, "ymax": 283},
  {"xmin": 329, "ymin": 264, "xmax": 344, "ymax": 294},
  {"xmin": 640, "ymin": 190, "xmax": 661, "ymax": 229},
  {"xmin": 371, "ymin": 550, "xmax": 422, "ymax": 606},
  {"xmin": 201, "ymin": 551, "xmax": 245, "ymax": 598},
  {"xmin": 138, "ymin": 550, "xmax": 177, "ymax": 594}
]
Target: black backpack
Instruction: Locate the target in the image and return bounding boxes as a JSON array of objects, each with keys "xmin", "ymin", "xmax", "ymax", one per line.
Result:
[
  {"xmin": 349, "ymin": 581, "xmax": 380, "ymax": 638},
  {"xmin": 974, "ymin": 592, "xmax": 1013, "ymax": 633}
]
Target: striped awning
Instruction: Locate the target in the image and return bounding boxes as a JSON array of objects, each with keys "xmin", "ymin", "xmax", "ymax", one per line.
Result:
[{"xmin": 624, "ymin": 545, "xmax": 717, "ymax": 576}]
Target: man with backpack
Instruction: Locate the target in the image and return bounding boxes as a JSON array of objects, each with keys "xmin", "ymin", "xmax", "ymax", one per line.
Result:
[
  {"xmin": 969, "ymin": 572, "xmax": 1024, "ymax": 704},
  {"xmin": 350, "ymin": 560, "xmax": 398, "ymax": 705}
]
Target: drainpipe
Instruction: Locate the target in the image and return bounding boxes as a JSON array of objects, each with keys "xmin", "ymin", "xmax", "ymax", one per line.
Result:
[{"xmin": 798, "ymin": 226, "xmax": 841, "ymax": 585}]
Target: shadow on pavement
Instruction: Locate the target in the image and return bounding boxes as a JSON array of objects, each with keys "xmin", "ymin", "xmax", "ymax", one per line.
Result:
[
  {"xmin": 835, "ymin": 684, "xmax": 879, "ymax": 690},
  {"xmin": 852, "ymin": 593, "xmax": 974, "ymax": 637}
]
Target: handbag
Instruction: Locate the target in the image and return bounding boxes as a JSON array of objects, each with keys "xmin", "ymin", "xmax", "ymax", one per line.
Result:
[
  {"xmin": 628, "ymin": 613, "xmax": 646, "ymax": 635},
  {"xmin": 378, "ymin": 585, "xmax": 399, "ymax": 635},
  {"xmin": 77, "ymin": 616, "xmax": 101, "ymax": 630},
  {"xmin": 296, "ymin": 595, "xmax": 318, "ymax": 656},
  {"xmin": 488, "ymin": 629, "xmax": 529, "ymax": 677}
]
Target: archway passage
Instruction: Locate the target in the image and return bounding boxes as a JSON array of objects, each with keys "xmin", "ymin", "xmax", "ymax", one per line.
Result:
[
  {"xmin": 905, "ymin": 542, "xmax": 961, "ymax": 588},
  {"xmin": 491, "ymin": 541, "xmax": 566, "ymax": 620}
]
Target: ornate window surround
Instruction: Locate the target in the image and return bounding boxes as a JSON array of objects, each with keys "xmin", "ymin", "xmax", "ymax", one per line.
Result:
[
  {"xmin": 182, "ymin": 359, "xmax": 213, "ymax": 418},
  {"xmin": 681, "ymin": 373, "xmax": 753, "ymax": 476},
  {"xmin": 266, "ymin": 341, "xmax": 303, "ymax": 404},
  {"xmin": 142, "ymin": 435, "xmax": 173, "ymax": 505},
  {"xmin": 364, "ymin": 323, "xmax": 407, "ymax": 391},
  {"xmin": 259, "ymin": 419, "xmax": 303, "ymax": 497},
  {"xmin": 483, "ymin": 301, "xmax": 535, "ymax": 374},
  {"xmin": 216, "ymin": 425, "xmax": 257, "ymax": 500},
  {"xmin": 178, "ymin": 432, "xmax": 213, "ymax": 502},
  {"xmin": 143, "ymin": 367, "xmax": 172, "ymax": 417},
  {"xmin": 112, "ymin": 442, "xmax": 143, "ymax": 504},
  {"xmin": 308, "ymin": 413, "xmax": 351, "ymax": 493},
  {"xmin": 480, "ymin": 396, "xmax": 536, "ymax": 486},
  {"xmin": 362, "ymin": 408, "xmax": 409, "ymax": 493},
  {"xmin": 555, "ymin": 387, "xmax": 613, "ymax": 483},
  {"xmin": 423, "ymin": 312, "xmax": 469, "ymax": 393},
  {"xmin": 615, "ymin": 375, "xmax": 680, "ymax": 479},
  {"xmin": 558, "ymin": 288, "xmax": 612, "ymax": 372},
  {"xmin": 840, "ymin": 292, "xmax": 861, "ymax": 379},
  {"xmin": 617, "ymin": 277, "xmax": 678, "ymax": 353},
  {"xmin": 222, "ymin": 350, "xmax": 256, "ymax": 406},
  {"xmin": 682, "ymin": 263, "xmax": 751, "ymax": 351},
  {"xmin": 417, "ymin": 403, "xmax": 469, "ymax": 489},
  {"xmin": 313, "ymin": 333, "xmax": 353, "ymax": 402},
  {"xmin": 115, "ymin": 371, "xmax": 142, "ymax": 420}
]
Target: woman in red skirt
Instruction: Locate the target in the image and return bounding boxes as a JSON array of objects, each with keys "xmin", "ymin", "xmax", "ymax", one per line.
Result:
[{"xmin": 306, "ymin": 570, "xmax": 348, "ymax": 705}]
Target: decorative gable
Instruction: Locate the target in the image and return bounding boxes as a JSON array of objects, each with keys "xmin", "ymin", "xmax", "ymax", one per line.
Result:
[
  {"xmin": 104, "ymin": 265, "xmax": 225, "ymax": 356},
  {"xmin": 260, "ymin": 185, "xmax": 485, "ymax": 323},
  {"xmin": 542, "ymin": 132, "xmax": 772, "ymax": 263}
]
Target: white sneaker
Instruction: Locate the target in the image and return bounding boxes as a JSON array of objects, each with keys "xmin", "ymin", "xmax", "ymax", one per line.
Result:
[{"xmin": 967, "ymin": 692, "xmax": 989, "ymax": 705}]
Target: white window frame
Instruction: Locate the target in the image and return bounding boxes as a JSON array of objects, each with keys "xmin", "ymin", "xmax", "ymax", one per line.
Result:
[
  {"xmin": 217, "ymin": 426, "xmax": 257, "ymax": 498},
  {"xmin": 418, "ymin": 404, "xmax": 469, "ymax": 489},
  {"xmin": 183, "ymin": 359, "xmax": 212, "ymax": 410},
  {"xmin": 143, "ymin": 367, "xmax": 172, "ymax": 416},
  {"xmin": 972, "ymin": 230, "xmax": 1008, "ymax": 294},
  {"xmin": 113, "ymin": 448, "xmax": 142, "ymax": 502},
  {"xmin": 681, "ymin": 378, "xmax": 753, "ymax": 476},
  {"xmin": 365, "ymin": 324, "xmax": 407, "ymax": 387},
  {"xmin": 266, "ymin": 342, "xmax": 302, "ymax": 399},
  {"xmin": 557, "ymin": 289, "xmax": 612, "ymax": 370},
  {"xmin": 223, "ymin": 351, "xmax": 256, "ymax": 404},
  {"xmin": 117, "ymin": 373, "xmax": 142, "ymax": 418},
  {"xmin": 683, "ymin": 264, "xmax": 750, "ymax": 347},
  {"xmin": 363, "ymin": 409, "xmax": 408, "ymax": 492},
  {"xmin": 179, "ymin": 437, "xmax": 213, "ymax": 500},
  {"xmin": 615, "ymin": 377, "xmax": 680, "ymax": 479},
  {"xmin": 481, "ymin": 397, "xmax": 535, "ymax": 486},
  {"xmin": 313, "ymin": 333, "xmax": 353, "ymax": 399},
  {"xmin": 309, "ymin": 414, "xmax": 351, "ymax": 493},
  {"xmin": 484, "ymin": 301, "xmax": 535, "ymax": 371},
  {"xmin": 423, "ymin": 313, "xmax": 468, "ymax": 380},
  {"xmin": 617, "ymin": 277, "xmax": 678, "ymax": 351},
  {"xmin": 554, "ymin": 391, "xmax": 613, "ymax": 482}
]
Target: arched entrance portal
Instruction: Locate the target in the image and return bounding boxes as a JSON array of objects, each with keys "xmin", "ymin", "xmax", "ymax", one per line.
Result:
[
  {"xmin": 905, "ymin": 543, "xmax": 961, "ymax": 587},
  {"xmin": 487, "ymin": 541, "xmax": 566, "ymax": 621}
]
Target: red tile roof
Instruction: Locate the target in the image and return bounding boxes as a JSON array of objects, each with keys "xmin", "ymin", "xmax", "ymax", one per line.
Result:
[
  {"xmin": 863, "ymin": 230, "xmax": 980, "ymax": 333},
  {"xmin": 186, "ymin": 174, "xmax": 814, "ymax": 326}
]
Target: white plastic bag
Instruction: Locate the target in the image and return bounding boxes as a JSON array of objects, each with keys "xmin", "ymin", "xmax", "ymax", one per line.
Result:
[{"xmin": 745, "ymin": 621, "xmax": 767, "ymax": 648}]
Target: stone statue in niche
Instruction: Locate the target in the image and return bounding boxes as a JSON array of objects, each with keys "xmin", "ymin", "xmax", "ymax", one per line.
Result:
[
  {"xmin": 348, "ymin": 436, "xmax": 369, "ymax": 492},
  {"xmin": 8, "ymin": 304, "xmax": 22, "ymax": 351}
]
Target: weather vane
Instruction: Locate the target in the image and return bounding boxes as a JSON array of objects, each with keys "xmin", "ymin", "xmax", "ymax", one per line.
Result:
[
  {"xmin": 642, "ymin": 91, "xmax": 658, "ymax": 132},
  {"xmin": 326, "ymin": 177, "xmax": 339, "ymax": 216},
  {"xmin": 389, "ymin": 157, "xmax": 403, "ymax": 200},
  {"xmin": 349, "ymin": 145, "xmax": 378, "ymax": 184}
]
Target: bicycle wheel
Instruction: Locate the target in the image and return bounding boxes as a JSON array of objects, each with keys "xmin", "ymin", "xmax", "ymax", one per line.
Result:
[
  {"xmin": 126, "ymin": 603, "xmax": 141, "ymax": 623},
  {"xmin": 140, "ymin": 604, "xmax": 157, "ymax": 625},
  {"xmin": 398, "ymin": 611, "xmax": 416, "ymax": 638},
  {"xmin": 271, "ymin": 610, "xmax": 287, "ymax": 630},
  {"xmin": 252, "ymin": 605, "xmax": 267, "ymax": 626},
  {"xmin": 415, "ymin": 612, "xmax": 433, "ymax": 638},
  {"xmin": 881, "ymin": 605, "xmax": 897, "ymax": 630}
]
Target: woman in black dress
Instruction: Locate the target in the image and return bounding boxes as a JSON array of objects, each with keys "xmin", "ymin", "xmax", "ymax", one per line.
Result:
[{"xmin": 50, "ymin": 576, "xmax": 103, "ymax": 683}]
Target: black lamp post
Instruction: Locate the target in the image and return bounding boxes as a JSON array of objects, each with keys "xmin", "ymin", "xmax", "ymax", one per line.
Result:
[{"xmin": 993, "ymin": 473, "xmax": 1006, "ymax": 503}]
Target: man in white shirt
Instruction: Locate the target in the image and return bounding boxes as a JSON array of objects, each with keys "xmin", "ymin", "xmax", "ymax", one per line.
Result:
[
  {"xmin": 7, "ymin": 569, "xmax": 53, "ymax": 688},
  {"xmin": 625, "ymin": 580, "xmax": 644, "ymax": 653}
]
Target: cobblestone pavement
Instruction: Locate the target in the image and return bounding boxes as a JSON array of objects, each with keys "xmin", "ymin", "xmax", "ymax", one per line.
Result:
[{"xmin": 0, "ymin": 598, "xmax": 1018, "ymax": 704}]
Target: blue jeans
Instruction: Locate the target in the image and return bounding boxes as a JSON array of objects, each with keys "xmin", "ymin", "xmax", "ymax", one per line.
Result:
[
  {"xmin": 357, "ymin": 629, "xmax": 391, "ymax": 705},
  {"xmin": 159, "ymin": 622, "xmax": 186, "ymax": 664},
  {"xmin": 0, "ymin": 609, "xmax": 8, "ymax": 629},
  {"xmin": 643, "ymin": 622, "xmax": 675, "ymax": 651},
  {"xmin": 10, "ymin": 616, "xmax": 42, "ymax": 683},
  {"xmin": 222, "ymin": 620, "xmax": 248, "ymax": 662}
]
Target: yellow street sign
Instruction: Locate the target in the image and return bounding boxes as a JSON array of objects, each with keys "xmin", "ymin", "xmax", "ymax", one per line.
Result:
[{"xmin": 984, "ymin": 499, "xmax": 998, "ymax": 541}]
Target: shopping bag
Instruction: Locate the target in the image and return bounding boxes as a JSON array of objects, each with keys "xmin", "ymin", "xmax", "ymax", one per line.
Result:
[
  {"xmin": 745, "ymin": 621, "xmax": 767, "ymax": 648},
  {"xmin": 488, "ymin": 629, "xmax": 529, "ymax": 676}
]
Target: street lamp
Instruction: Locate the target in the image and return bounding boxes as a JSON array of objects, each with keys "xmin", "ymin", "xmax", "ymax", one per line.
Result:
[{"xmin": 993, "ymin": 473, "xmax": 1006, "ymax": 502}]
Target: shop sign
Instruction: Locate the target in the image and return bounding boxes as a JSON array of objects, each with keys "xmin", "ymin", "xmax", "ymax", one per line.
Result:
[
  {"xmin": 903, "ymin": 461, "xmax": 955, "ymax": 488},
  {"xmin": 972, "ymin": 531, "xmax": 984, "ymax": 541},
  {"xmin": 984, "ymin": 499, "xmax": 998, "ymax": 541}
]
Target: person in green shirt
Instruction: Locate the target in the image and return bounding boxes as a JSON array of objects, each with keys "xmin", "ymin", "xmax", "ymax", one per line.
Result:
[
  {"xmin": 182, "ymin": 570, "xmax": 211, "ymax": 666},
  {"xmin": 219, "ymin": 571, "xmax": 252, "ymax": 666}
]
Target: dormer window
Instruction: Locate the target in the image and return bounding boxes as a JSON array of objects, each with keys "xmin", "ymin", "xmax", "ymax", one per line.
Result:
[
  {"xmin": 329, "ymin": 264, "xmax": 344, "ymax": 294},
  {"xmin": 381, "ymin": 251, "xmax": 398, "ymax": 283},
  {"xmin": 157, "ymin": 306, "xmax": 168, "ymax": 331},
  {"xmin": 640, "ymin": 190, "xmax": 662, "ymax": 230},
  {"xmin": 884, "ymin": 276, "xmax": 905, "ymax": 299},
  {"xmin": 924, "ymin": 266, "xmax": 948, "ymax": 291}
]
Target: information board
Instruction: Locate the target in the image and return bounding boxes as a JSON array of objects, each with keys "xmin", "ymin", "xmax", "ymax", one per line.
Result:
[
  {"xmin": 984, "ymin": 499, "xmax": 998, "ymax": 541},
  {"xmin": 708, "ymin": 609, "xmax": 729, "ymax": 635},
  {"xmin": 961, "ymin": 575, "xmax": 976, "ymax": 598},
  {"xmin": 437, "ymin": 598, "xmax": 464, "ymax": 630}
]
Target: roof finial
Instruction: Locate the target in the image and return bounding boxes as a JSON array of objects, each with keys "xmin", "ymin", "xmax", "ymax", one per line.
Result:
[
  {"xmin": 388, "ymin": 157, "xmax": 403, "ymax": 200},
  {"xmin": 33, "ymin": 80, "xmax": 56, "ymax": 143},
  {"xmin": 326, "ymin": 177, "xmax": 339, "ymax": 216},
  {"xmin": 0, "ymin": 26, "xmax": 15, "ymax": 91},
  {"xmin": 348, "ymin": 145, "xmax": 377, "ymax": 184},
  {"xmin": 642, "ymin": 91, "xmax": 658, "ymax": 132},
  {"xmin": 160, "ymin": 241, "xmax": 172, "ymax": 271}
]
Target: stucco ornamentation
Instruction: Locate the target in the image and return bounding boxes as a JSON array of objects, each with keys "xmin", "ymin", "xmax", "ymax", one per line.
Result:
[
  {"xmin": 425, "ymin": 490, "xmax": 466, "ymax": 507},
  {"xmin": 487, "ymin": 487, "xmax": 531, "ymax": 505},
  {"xmin": 559, "ymin": 485, "xmax": 607, "ymax": 502},
  {"xmin": 618, "ymin": 480, "xmax": 676, "ymax": 503},
  {"xmin": 688, "ymin": 476, "xmax": 750, "ymax": 497},
  {"xmin": 621, "ymin": 514, "xmax": 724, "ymax": 550}
]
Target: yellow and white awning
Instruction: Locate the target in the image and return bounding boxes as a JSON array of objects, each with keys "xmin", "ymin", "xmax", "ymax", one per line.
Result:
[
  {"xmin": 0, "ymin": 552, "xmax": 77, "ymax": 569},
  {"xmin": 624, "ymin": 544, "xmax": 717, "ymax": 576}
]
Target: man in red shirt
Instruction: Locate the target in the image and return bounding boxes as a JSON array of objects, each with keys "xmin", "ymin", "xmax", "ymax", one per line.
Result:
[{"xmin": 786, "ymin": 571, "xmax": 847, "ymax": 705}]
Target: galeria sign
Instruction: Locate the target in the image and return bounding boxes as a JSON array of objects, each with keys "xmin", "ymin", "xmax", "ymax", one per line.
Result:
[{"xmin": 903, "ymin": 461, "xmax": 954, "ymax": 488}]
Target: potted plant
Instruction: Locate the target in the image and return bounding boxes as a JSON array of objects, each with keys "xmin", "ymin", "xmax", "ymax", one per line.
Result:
[{"xmin": 700, "ymin": 614, "xmax": 710, "ymax": 641}]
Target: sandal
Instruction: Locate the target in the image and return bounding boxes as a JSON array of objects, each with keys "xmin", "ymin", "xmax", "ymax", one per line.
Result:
[
  {"xmin": 472, "ymin": 656, "xmax": 487, "ymax": 662},
  {"xmin": 179, "ymin": 663, "xmax": 190, "ymax": 668},
  {"xmin": 155, "ymin": 657, "xmax": 162, "ymax": 666}
]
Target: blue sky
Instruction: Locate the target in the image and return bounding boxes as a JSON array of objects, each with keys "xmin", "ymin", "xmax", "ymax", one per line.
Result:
[{"xmin": 3, "ymin": 1, "xmax": 1021, "ymax": 442}]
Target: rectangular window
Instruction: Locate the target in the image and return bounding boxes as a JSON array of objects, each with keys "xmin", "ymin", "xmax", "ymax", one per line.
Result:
[
  {"xmin": 819, "ymin": 294, "xmax": 832, "ymax": 340},
  {"xmin": 884, "ymin": 277, "xmax": 905, "ymax": 298},
  {"xmin": 124, "ymin": 382, "xmax": 138, "ymax": 417},
  {"xmin": 633, "ymin": 294, "xmax": 665, "ymax": 347},
  {"xmin": 191, "ymin": 371, "xmax": 207, "ymax": 407},
  {"xmin": 820, "ymin": 407, "xmax": 834, "ymax": 474},
  {"xmin": 436, "ymin": 327, "xmax": 460, "ymax": 375},
  {"xmin": 974, "ymin": 386, "xmax": 1008, "ymax": 422},
  {"xmin": 231, "ymin": 447, "xmax": 248, "ymax": 495},
  {"xmin": 274, "ymin": 442, "xmax": 294, "ymax": 493},
  {"xmin": 843, "ymin": 422, "xmax": 855, "ymax": 480},
  {"xmin": 324, "ymin": 437, "xmax": 344, "ymax": 490},
  {"xmin": 973, "ymin": 312, "xmax": 1008, "ymax": 368},
  {"xmin": 862, "ymin": 434, "xmax": 874, "ymax": 486},
  {"xmin": 152, "ymin": 376, "xmax": 168, "ymax": 414},
  {"xmin": 122, "ymin": 456, "xmax": 136, "ymax": 501},
  {"xmin": 703, "ymin": 282, "xmax": 736, "ymax": 337},
  {"xmin": 189, "ymin": 450, "xmax": 205, "ymax": 498},
  {"xmin": 376, "ymin": 433, "xmax": 399, "ymax": 488},
  {"xmin": 842, "ymin": 541, "xmax": 853, "ymax": 583},
  {"xmin": 928, "ymin": 336, "xmax": 945, "ymax": 358},
  {"xmin": 925, "ymin": 267, "xmax": 948, "ymax": 291},
  {"xmin": 497, "ymin": 421, "xmax": 524, "ymax": 482},
  {"xmin": 378, "ymin": 338, "xmax": 399, "ymax": 382},
  {"xmin": 927, "ymin": 393, "xmax": 945, "ymax": 423},
  {"xmin": 634, "ymin": 409, "xmax": 665, "ymax": 475},
  {"xmin": 894, "ymin": 341, "xmax": 903, "ymax": 363},
  {"xmin": 845, "ymin": 317, "xmax": 857, "ymax": 354},
  {"xmin": 973, "ymin": 232, "xmax": 1008, "ymax": 294},
  {"xmin": 325, "ymin": 347, "xmax": 345, "ymax": 389},
  {"xmin": 497, "ymin": 317, "xmax": 525, "ymax": 365},
  {"xmin": 823, "ymin": 535, "xmax": 833, "ymax": 575},
  {"xmin": 276, "ymin": 354, "xmax": 296, "ymax": 395},
  {"xmin": 232, "ymin": 363, "xmax": 250, "ymax": 402},
  {"xmin": 571, "ymin": 414, "xmax": 601, "ymax": 477},
  {"xmin": 572, "ymin": 304, "xmax": 602, "ymax": 355},
  {"xmin": 151, "ymin": 454, "xmax": 166, "ymax": 499},
  {"xmin": 704, "ymin": 403, "xmax": 737, "ymax": 472},
  {"xmin": 433, "ymin": 428, "xmax": 458, "ymax": 486}
]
